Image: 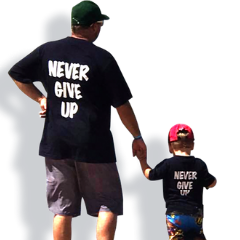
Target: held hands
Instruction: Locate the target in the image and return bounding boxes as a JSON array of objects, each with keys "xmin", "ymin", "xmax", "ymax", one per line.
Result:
[
  {"xmin": 39, "ymin": 97, "xmax": 47, "ymax": 118},
  {"xmin": 136, "ymin": 149, "xmax": 146, "ymax": 162},
  {"xmin": 132, "ymin": 138, "xmax": 147, "ymax": 162},
  {"xmin": 133, "ymin": 138, "xmax": 151, "ymax": 179}
]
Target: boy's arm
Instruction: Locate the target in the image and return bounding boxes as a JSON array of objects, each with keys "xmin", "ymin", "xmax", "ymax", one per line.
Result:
[
  {"xmin": 136, "ymin": 151, "xmax": 151, "ymax": 179},
  {"xmin": 206, "ymin": 178, "xmax": 217, "ymax": 189},
  {"xmin": 140, "ymin": 160, "xmax": 151, "ymax": 179},
  {"xmin": 201, "ymin": 161, "xmax": 217, "ymax": 189}
]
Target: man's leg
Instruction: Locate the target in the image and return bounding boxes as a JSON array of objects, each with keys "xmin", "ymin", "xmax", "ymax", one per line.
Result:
[
  {"xmin": 77, "ymin": 162, "xmax": 122, "ymax": 239},
  {"xmin": 96, "ymin": 212, "xmax": 117, "ymax": 240},
  {"xmin": 53, "ymin": 215, "xmax": 72, "ymax": 240},
  {"xmin": 45, "ymin": 158, "xmax": 82, "ymax": 240}
]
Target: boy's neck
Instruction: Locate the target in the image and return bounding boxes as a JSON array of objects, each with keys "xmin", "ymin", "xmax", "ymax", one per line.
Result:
[{"xmin": 173, "ymin": 150, "xmax": 191, "ymax": 156}]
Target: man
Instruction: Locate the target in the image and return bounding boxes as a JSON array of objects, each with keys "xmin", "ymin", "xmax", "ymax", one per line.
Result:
[{"xmin": 8, "ymin": 1, "xmax": 146, "ymax": 240}]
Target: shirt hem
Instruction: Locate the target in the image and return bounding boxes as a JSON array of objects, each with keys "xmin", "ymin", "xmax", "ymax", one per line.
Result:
[{"xmin": 39, "ymin": 152, "xmax": 116, "ymax": 163}]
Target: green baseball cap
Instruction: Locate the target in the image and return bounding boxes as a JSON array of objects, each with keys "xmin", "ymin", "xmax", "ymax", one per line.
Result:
[{"xmin": 71, "ymin": 1, "xmax": 110, "ymax": 26}]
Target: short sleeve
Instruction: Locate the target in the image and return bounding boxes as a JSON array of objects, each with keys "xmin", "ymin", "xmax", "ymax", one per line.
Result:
[
  {"xmin": 200, "ymin": 162, "xmax": 216, "ymax": 188},
  {"xmin": 8, "ymin": 46, "xmax": 43, "ymax": 84},
  {"xmin": 103, "ymin": 56, "xmax": 132, "ymax": 108},
  {"xmin": 149, "ymin": 159, "xmax": 168, "ymax": 181}
]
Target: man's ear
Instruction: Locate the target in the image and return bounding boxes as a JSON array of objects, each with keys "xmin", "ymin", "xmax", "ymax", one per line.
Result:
[{"xmin": 91, "ymin": 22, "xmax": 98, "ymax": 32}]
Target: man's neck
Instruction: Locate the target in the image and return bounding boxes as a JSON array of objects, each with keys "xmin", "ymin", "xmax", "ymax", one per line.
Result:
[{"xmin": 71, "ymin": 33, "xmax": 89, "ymax": 41}]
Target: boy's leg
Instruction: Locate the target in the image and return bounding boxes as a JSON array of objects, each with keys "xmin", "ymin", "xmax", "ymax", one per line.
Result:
[
  {"xmin": 53, "ymin": 215, "xmax": 72, "ymax": 240},
  {"xmin": 193, "ymin": 237, "xmax": 206, "ymax": 240},
  {"xmin": 192, "ymin": 215, "xmax": 206, "ymax": 240},
  {"xmin": 166, "ymin": 215, "xmax": 184, "ymax": 240},
  {"xmin": 96, "ymin": 211, "xmax": 117, "ymax": 240},
  {"xmin": 166, "ymin": 214, "xmax": 206, "ymax": 240}
]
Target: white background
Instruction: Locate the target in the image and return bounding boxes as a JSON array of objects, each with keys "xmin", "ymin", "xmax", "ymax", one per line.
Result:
[{"xmin": 1, "ymin": 0, "xmax": 239, "ymax": 239}]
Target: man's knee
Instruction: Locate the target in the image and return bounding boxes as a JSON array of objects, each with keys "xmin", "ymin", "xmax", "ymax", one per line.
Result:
[
  {"xmin": 96, "ymin": 212, "xmax": 117, "ymax": 240},
  {"xmin": 54, "ymin": 214, "xmax": 72, "ymax": 223}
]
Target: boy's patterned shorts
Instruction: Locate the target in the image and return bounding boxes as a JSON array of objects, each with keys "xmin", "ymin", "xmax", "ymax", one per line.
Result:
[{"xmin": 166, "ymin": 213, "xmax": 206, "ymax": 240}]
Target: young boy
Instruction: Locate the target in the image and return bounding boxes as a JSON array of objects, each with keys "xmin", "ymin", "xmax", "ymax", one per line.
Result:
[{"xmin": 137, "ymin": 124, "xmax": 216, "ymax": 240}]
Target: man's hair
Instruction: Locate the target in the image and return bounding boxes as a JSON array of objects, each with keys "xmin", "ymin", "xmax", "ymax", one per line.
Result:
[
  {"xmin": 170, "ymin": 130, "xmax": 194, "ymax": 150},
  {"xmin": 71, "ymin": 24, "xmax": 90, "ymax": 34}
]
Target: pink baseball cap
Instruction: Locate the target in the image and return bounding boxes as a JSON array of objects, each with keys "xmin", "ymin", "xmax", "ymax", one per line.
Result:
[{"xmin": 168, "ymin": 124, "xmax": 194, "ymax": 142}]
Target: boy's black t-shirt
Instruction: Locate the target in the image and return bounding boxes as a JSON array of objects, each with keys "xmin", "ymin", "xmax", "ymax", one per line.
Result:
[
  {"xmin": 9, "ymin": 37, "xmax": 132, "ymax": 163},
  {"xmin": 149, "ymin": 156, "xmax": 215, "ymax": 215}
]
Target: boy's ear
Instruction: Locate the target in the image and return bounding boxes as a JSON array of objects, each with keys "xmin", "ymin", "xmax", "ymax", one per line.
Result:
[
  {"xmin": 191, "ymin": 142, "xmax": 194, "ymax": 150},
  {"xmin": 168, "ymin": 142, "xmax": 173, "ymax": 153}
]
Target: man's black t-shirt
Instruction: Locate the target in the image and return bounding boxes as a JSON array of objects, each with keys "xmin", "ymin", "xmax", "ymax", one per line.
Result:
[
  {"xmin": 9, "ymin": 37, "xmax": 132, "ymax": 163},
  {"xmin": 149, "ymin": 156, "xmax": 215, "ymax": 215}
]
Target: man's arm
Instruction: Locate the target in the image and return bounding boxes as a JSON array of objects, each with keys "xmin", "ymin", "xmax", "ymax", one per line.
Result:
[
  {"xmin": 12, "ymin": 78, "xmax": 47, "ymax": 117},
  {"xmin": 116, "ymin": 101, "xmax": 146, "ymax": 158}
]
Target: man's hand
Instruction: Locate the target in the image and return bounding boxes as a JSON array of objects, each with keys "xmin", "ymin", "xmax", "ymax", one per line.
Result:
[
  {"xmin": 136, "ymin": 149, "xmax": 151, "ymax": 179},
  {"xmin": 132, "ymin": 138, "xmax": 147, "ymax": 159},
  {"xmin": 39, "ymin": 97, "xmax": 47, "ymax": 118},
  {"xmin": 11, "ymin": 79, "xmax": 47, "ymax": 118},
  {"xmin": 136, "ymin": 149, "xmax": 146, "ymax": 162}
]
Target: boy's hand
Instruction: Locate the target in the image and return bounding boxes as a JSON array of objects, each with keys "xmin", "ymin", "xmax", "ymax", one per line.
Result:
[{"xmin": 136, "ymin": 150, "xmax": 151, "ymax": 179}]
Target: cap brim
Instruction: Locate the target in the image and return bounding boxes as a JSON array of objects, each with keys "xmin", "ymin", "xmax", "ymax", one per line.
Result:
[
  {"xmin": 72, "ymin": 14, "xmax": 110, "ymax": 26},
  {"xmin": 100, "ymin": 14, "xmax": 109, "ymax": 20}
]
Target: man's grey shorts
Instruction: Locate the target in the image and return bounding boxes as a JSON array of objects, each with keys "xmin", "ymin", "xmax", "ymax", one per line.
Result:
[{"xmin": 45, "ymin": 158, "xmax": 123, "ymax": 217}]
